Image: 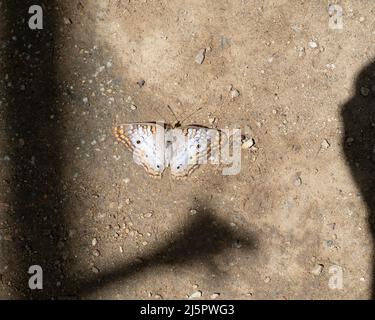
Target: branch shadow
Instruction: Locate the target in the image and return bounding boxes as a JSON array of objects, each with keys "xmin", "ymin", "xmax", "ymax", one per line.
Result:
[
  {"xmin": 75, "ymin": 202, "xmax": 258, "ymax": 297},
  {"xmin": 341, "ymin": 60, "xmax": 375, "ymax": 299},
  {"xmin": 2, "ymin": 0, "xmax": 67, "ymax": 298}
]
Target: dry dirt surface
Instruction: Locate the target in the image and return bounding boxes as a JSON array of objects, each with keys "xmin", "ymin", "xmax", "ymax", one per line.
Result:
[{"xmin": 0, "ymin": 0, "xmax": 375, "ymax": 299}]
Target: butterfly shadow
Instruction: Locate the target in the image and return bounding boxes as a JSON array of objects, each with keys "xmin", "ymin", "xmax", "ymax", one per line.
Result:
[
  {"xmin": 73, "ymin": 202, "xmax": 258, "ymax": 297},
  {"xmin": 341, "ymin": 59, "xmax": 375, "ymax": 298}
]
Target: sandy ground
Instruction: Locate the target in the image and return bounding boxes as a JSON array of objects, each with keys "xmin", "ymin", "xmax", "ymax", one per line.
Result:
[{"xmin": 0, "ymin": 0, "xmax": 375, "ymax": 299}]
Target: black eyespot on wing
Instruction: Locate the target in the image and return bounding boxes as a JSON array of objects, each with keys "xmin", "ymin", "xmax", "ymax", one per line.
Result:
[{"xmin": 136, "ymin": 140, "xmax": 141, "ymax": 144}]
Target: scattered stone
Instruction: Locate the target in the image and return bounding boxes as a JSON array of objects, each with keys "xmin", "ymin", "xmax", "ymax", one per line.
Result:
[
  {"xmin": 359, "ymin": 16, "xmax": 365, "ymax": 22},
  {"xmin": 124, "ymin": 178, "xmax": 130, "ymax": 184},
  {"xmin": 91, "ymin": 238, "xmax": 97, "ymax": 246},
  {"xmin": 83, "ymin": 97, "xmax": 88, "ymax": 104},
  {"xmin": 311, "ymin": 264, "xmax": 324, "ymax": 276},
  {"xmin": 264, "ymin": 276, "xmax": 271, "ymax": 283},
  {"xmin": 93, "ymin": 249, "xmax": 100, "ymax": 257},
  {"xmin": 321, "ymin": 139, "xmax": 330, "ymax": 149},
  {"xmin": 291, "ymin": 24, "xmax": 302, "ymax": 32},
  {"xmin": 294, "ymin": 176, "xmax": 302, "ymax": 186},
  {"xmin": 308, "ymin": 41, "xmax": 318, "ymax": 49},
  {"xmin": 125, "ymin": 198, "xmax": 131, "ymax": 205},
  {"xmin": 130, "ymin": 104, "xmax": 137, "ymax": 111},
  {"xmin": 208, "ymin": 117, "xmax": 217, "ymax": 124},
  {"xmin": 63, "ymin": 17, "xmax": 72, "ymax": 25},
  {"xmin": 91, "ymin": 266, "xmax": 100, "ymax": 273},
  {"xmin": 189, "ymin": 291, "xmax": 202, "ymax": 299},
  {"xmin": 195, "ymin": 48, "xmax": 206, "ymax": 64},
  {"xmin": 241, "ymin": 138, "xmax": 255, "ymax": 149},
  {"xmin": 190, "ymin": 209, "xmax": 197, "ymax": 215},
  {"xmin": 230, "ymin": 88, "xmax": 240, "ymax": 99},
  {"xmin": 360, "ymin": 87, "xmax": 370, "ymax": 96},
  {"xmin": 346, "ymin": 137, "xmax": 354, "ymax": 144},
  {"xmin": 233, "ymin": 240, "xmax": 242, "ymax": 249},
  {"xmin": 210, "ymin": 293, "xmax": 220, "ymax": 299},
  {"xmin": 297, "ymin": 46, "xmax": 305, "ymax": 58},
  {"xmin": 144, "ymin": 211, "xmax": 153, "ymax": 218},
  {"xmin": 119, "ymin": 246, "xmax": 124, "ymax": 253},
  {"xmin": 137, "ymin": 79, "xmax": 145, "ymax": 87},
  {"xmin": 326, "ymin": 240, "xmax": 334, "ymax": 248}
]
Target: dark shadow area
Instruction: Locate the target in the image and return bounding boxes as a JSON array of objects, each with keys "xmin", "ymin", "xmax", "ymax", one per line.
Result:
[
  {"xmin": 342, "ymin": 60, "xmax": 375, "ymax": 299},
  {"xmin": 75, "ymin": 203, "xmax": 258, "ymax": 297},
  {"xmin": 3, "ymin": 1, "xmax": 68, "ymax": 298}
]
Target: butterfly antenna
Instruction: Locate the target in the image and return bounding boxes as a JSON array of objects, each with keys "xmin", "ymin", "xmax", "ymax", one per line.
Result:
[
  {"xmin": 180, "ymin": 107, "xmax": 203, "ymax": 125},
  {"xmin": 167, "ymin": 105, "xmax": 180, "ymax": 124}
]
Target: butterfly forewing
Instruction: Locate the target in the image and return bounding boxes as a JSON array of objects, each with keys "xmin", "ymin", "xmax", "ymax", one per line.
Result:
[{"xmin": 114, "ymin": 123, "xmax": 167, "ymax": 176}]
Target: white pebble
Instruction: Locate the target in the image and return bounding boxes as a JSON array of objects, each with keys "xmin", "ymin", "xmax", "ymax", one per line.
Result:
[
  {"xmin": 195, "ymin": 49, "xmax": 206, "ymax": 64},
  {"xmin": 308, "ymin": 41, "xmax": 318, "ymax": 49},
  {"xmin": 189, "ymin": 291, "xmax": 202, "ymax": 299},
  {"xmin": 230, "ymin": 89, "xmax": 240, "ymax": 99},
  {"xmin": 311, "ymin": 264, "xmax": 324, "ymax": 276}
]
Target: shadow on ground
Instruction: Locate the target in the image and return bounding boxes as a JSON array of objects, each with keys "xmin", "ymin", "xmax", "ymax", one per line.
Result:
[
  {"xmin": 75, "ymin": 202, "xmax": 257, "ymax": 297},
  {"xmin": 3, "ymin": 0, "xmax": 67, "ymax": 298},
  {"xmin": 342, "ymin": 59, "xmax": 375, "ymax": 299}
]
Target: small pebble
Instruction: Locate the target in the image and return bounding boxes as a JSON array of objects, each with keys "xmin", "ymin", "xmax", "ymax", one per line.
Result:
[
  {"xmin": 294, "ymin": 176, "xmax": 302, "ymax": 186},
  {"xmin": 311, "ymin": 264, "xmax": 324, "ymax": 276},
  {"xmin": 241, "ymin": 138, "xmax": 255, "ymax": 149},
  {"xmin": 92, "ymin": 238, "xmax": 97, "ymax": 246},
  {"xmin": 321, "ymin": 139, "xmax": 330, "ymax": 149},
  {"xmin": 144, "ymin": 211, "xmax": 153, "ymax": 218},
  {"xmin": 195, "ymin": 48, "xmax": 206, "ymax": 64},
  {"xmin": 346, "ymin": 137, "xmax": 354, "ymax": 144},
  {"xmin": 308, "ymin": 41, "xmax": 318, "ymax": 49},
  {"xmin": 230, "ymin": 88, "xmax": 240, "ymax": 99},
  {"xmin": 137, "ymin": 79, "xmax": 145, "ymax": 87},
  {"xmin": 190, "ymin": 209, "xmax": 197, "ymax": 215},
  {"xmin": 83, "ymin": 97, "xmax": 88, "ymax": 104},
  {"xmin": 63, "ymin": 17, "xmax": 72, "ymax": 25},
  {"xmin": 93, "ymin": 249, "xmax": 100, "ymax": 257},
  {"xmin": 264, "ymin": 276, "xmax": 271, "ymax": 283},
  {"xmin": 360, "ymin": 87, "xmax": 370, "ymax": 96},
  {"xmin": 130, "ymin": 104, "xmax": 137, "ymax": 110},
  {"xmin": 210, "ymin": 293, "xmax": 220, "ymax": 299},
  {"xmin": 189, "ymin": 291, "xmax": 202, "ymax": 299},
  {"xmin": 91, "ymin": 266, "xmax": 100, "ymax": 273}
]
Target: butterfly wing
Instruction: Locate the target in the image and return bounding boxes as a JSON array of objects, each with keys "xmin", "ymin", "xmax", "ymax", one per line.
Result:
[
  {"xmin": 114, "ymin": 123, "xmax": 167, "ymax": 177},
  {"xmin": 169, "ymin": 127, "xmax": 224, "ymax": 178}
]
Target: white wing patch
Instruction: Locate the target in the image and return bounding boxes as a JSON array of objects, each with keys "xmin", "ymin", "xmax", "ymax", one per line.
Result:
[{"xmin": 114, "ymin": 123, "xmax": 225, "ymax": 178}]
